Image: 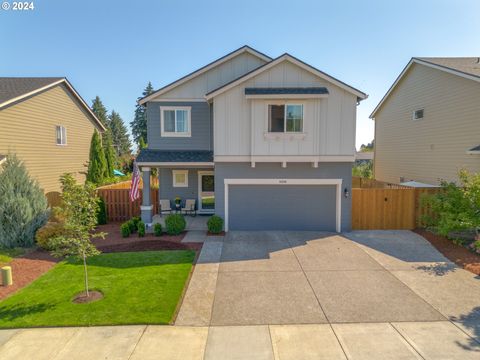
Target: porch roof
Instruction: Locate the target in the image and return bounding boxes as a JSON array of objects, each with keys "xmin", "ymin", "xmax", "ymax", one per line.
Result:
[{"xmin": 136, "ymin": 149, "xmax": 214, "ymax": 165}]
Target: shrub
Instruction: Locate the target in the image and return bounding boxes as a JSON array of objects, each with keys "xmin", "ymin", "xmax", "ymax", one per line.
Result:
[
  {"xmin": 131, "ymin": 216, "xmax": 141, "ymax": 228},
  {"xmin": 137, "ymin": 220, "xmax": 145, "ymax": 237},
  {"xmin": 127, "ymin": 219, "xmax": 136, "ymax": 233},
  {"xmin": 153, "ymin": 223, "xmax": 162, "ymax": 236},
  {"xmin": 120, "ymin": 222, "xmax": 131, "ymax": 238},
  {"xmin": 0, "ymin": 154, "xmax": 49, "ymax": 248},
  {"xmin": 421, "ymin": 170, "xmax": 480, "ymax": 238},
  {"xmin": 165, "ymin": 214, "xmax": 186, "ymax": 235},
  {"xmin": 97, "ymin": 197, "xmax": 107, "ymax": 225},
  {"xmin": 35, "ymin": 222, "xmax": 67, "ymax": 250},
  {"xmin": 207, "ymin": 215, "xmax": 223, "ymax": 234}
]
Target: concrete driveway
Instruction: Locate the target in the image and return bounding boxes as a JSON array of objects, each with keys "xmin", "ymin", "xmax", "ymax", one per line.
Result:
[
  {"xmin": 177, "ymin": 230, "xmax": 480, "ymax": 339},
  {"xmin": 1, "ymin": 230, "xmax": 480, "ymax": 359}
]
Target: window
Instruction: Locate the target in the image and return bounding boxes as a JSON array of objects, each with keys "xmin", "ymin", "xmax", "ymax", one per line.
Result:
[
  {"xmin": 412, "ymin": 109, "xmax": 424, "ymax": 120},
  {"xmin": 268, "ymin": 104, "xmax": 303, "ymax": 133},
  {"xmin": 56, "ymin": 125, "xmax": 67, "ymax": 145},
  {"xmin": 173, "ymin": 170, "xmax": 188, "ymax": 187},
  {"xmin": 161, "ymin": 107, "xmax": 191, "ymax": 137}
]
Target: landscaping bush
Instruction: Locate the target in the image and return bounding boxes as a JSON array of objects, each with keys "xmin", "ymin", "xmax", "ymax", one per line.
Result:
[
  {"xmin": 165, "ymin": 214, "xmax": 186, "ymax": 235},
  {"xmin": 96, "ymin": 197, "xmax": 107, "ymax": 225},
  {"xmin": 153, "ymin": 223, "xmax": 162, "ymax": 236},
  {"xmin": 127, "ymin": 219, "xmax": 136, "ymax": 233},
  {"xmin": 207, "ymin": 215, "xmax": 223, "ymax": 234},
  {"xmin": 137, "ymin": 220, "xmax": 145, "ymax": 237},
  {"xmin": 131, "ymin": 216, "xmax": 141, "ymax": 228},
  {"xmin": 0, "ymin": 154, "xmax": 49, "ymax": 248},
  {"xmin": 36, "ymin": 222, "xmax": 68, "ymax": 250},
  {"xmin": 421, "ymin": 169, "xmax": 480, "ymax": 239},
  {"xmin": 120, "ymin": 222, "xmax": 131, "ymax": 238}
]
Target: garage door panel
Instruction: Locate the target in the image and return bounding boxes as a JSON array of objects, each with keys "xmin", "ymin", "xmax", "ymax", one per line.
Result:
[{"xmin": 228, "ymin": 185, "xmax": 336, "ymax": 231}]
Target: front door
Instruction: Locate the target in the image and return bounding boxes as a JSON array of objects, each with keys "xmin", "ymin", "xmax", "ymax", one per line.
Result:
[{"xmin": 198, "ymin": 171, "xmax": 214, "ymax": 213}]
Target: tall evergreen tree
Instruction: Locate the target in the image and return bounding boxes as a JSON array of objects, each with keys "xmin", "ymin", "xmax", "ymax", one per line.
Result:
[
  {"xmin": 91, "ymin": 96, "xmax": 118, "ymax": 174},
  {"xmin": 87, "ymin": 130, "xmax": 107, "ymax": 184},
  {"xmin": 91, "ymin": 96, "xmax": 109, "ymax": 126},
  {"xmin": 109, "ymin": 110, "xmax": 132, "ymax": 156},
  {"xmin": 103, "ymin": 130, "xmax": 116, "ymax": 177},
  {"xmin": 131, "ymin": 82, "xmax": 154, "ymax": 145},
  {"xmin": 138, "ymin": 137, "xmax": 147, "ymax": 151}
]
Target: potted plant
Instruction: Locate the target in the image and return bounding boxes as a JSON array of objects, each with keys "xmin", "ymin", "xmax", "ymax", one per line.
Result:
[{"xmin": 175, "ymin": 196, "xmax": 182, "ymax": 210}]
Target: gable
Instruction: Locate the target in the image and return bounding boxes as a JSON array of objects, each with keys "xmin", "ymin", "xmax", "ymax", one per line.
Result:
[
  {"xmin": 211, "ymin": 58, "xmax": 360, "ymax": 102},
  {"xmin": 206, "ymin": 55, "xmax": 367, "ymax": 101},
  {"xmin": 142, "ymin": 47, "xmax": 270, "ymax": 102}
]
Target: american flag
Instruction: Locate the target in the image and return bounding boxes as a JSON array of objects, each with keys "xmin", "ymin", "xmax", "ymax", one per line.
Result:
[{"xmin": 129, "ymin": 161, "xmax": 141, "ymax": 202}]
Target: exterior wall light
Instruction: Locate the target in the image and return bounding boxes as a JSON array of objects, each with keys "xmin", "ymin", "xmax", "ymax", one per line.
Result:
[{"xmin": 344, "ymin": 187, "xmax": 350, "ymax": 198}]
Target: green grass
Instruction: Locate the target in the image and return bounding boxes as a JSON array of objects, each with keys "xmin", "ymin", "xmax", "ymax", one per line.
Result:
[
  {"xmin": 0, "ymin": 248, "xmax": 26, "ymax": 265},
  {"xmin": 0, "ymin": 250, "xmax": 195, "ymax": 328}
]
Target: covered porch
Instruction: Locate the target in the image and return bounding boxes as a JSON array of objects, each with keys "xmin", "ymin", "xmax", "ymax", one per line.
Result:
[{"xmin": 136, "ymin": 149, "xmax": 214, "ymax": 226}]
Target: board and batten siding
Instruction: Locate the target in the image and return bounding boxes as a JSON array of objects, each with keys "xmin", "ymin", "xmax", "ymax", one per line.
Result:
[
  {"xmin": 0, "ymin": 84, "xmax": 98, "ymax": 194},
  {"xmin": 153, "ymin": 52, "xmax": 267, "ymax": 99},
  {"xmin": 374, "ymin": 63, "xmax": 480, "ymax": 185},
  {"xmin": 213, "ymin": 60, "xmax": 358, "ymax": 156},
  {"xmin": 146, "ymin": 101, "xmax": 212, "ymax": 150}
]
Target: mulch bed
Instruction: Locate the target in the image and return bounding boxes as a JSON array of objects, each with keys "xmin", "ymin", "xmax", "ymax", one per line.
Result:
[
  {"xmin": 414, "ymin": 228, "xmax": 480, "ymax": 275},
  {"xmin": 93, "ymin": 223, "xmax": 202, "ymax": 253},
  {"xmin": 207, "ymin": 231, "xmax": 226, "ymax": 236},
  {"xmin": 73, "ymin": 290, "xmax": 104, "ymax": 304},
  {"xmin": 0, "ymin": 250, "xmax": 58, "ymax": 301}
]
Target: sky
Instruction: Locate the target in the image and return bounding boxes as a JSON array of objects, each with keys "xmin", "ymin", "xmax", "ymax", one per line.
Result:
[{"xmin": 1, "ymin": 0, "xmax": 479, "ymax": 149}]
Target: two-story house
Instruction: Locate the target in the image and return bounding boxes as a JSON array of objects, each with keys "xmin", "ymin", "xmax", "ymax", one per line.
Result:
[
  {"xmin": 0, "ymin": 77, "xmax": 105, "ymax": 197},
  {"xmin": 136, "ymin": 46, "xmax": 366, "ymax": 231},
  {"xmin": 371, "ymin": 57, "xmax": 480, "ymax": 185}
]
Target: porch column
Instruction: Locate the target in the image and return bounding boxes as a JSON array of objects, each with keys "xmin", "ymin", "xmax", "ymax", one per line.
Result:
[{"xmin": 140, "ymin": 166, "xmax": 153, "ymax": 224}]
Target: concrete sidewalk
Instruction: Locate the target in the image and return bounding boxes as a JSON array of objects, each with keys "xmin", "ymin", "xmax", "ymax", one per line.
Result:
[{"xmin": 1, "ymin": 321, "xmax": 479, "ymax": 359}]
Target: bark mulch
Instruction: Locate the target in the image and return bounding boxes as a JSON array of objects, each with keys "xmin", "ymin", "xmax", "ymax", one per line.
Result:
[
  {"xmin": 0, "ymin": 250, "xmax": 58, "ymax": 301},
  {"xmin": 414, "ymin": 229, "xmax": 480, "ymax": 276},
  {"xmin": 93, "ymin": 223, "xmax": 202, "ymax": 253}
]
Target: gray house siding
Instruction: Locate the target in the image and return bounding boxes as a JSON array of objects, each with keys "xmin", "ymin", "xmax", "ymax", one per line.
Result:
[
  {"xmin": 146, "ymin": 101, "xmax": 212, "ymax": 150},
  {"xmin": 214, "ymin": 162, "xmax": 352, "ymax": 231},
  {"xmin": 158, "ymin": 167, "xmax": 201, "ymax": 209}
]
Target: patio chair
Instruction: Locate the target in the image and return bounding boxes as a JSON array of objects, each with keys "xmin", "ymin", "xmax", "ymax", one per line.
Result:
[
  {"xmin": 159, "ymin": 199, "xmax": 172, "ymax": 216},
  {"xmin": 181, "ymin": 199, "xmax": 196, "ymax": 217}
]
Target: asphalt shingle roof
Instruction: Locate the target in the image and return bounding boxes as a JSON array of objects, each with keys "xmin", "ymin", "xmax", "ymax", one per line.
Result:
[
  {"xmin": 0, "ymin": 77, "xmax": 64, "ymax": 105},
  {"xmin": 416, "ymin": 57, "xmax": 480, "ymax": 79},
  {"xmin": 136, "ymin": 149, "xmax": 214, "ymax": 163},
  {"xmin": 245, "ymin": 87, "xmax": 329, "ymax": 95}
]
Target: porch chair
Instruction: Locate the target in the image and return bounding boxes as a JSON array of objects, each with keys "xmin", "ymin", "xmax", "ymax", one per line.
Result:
[
  {"xmin": 181, "ymin": 199, "xmax": 196, "ymax": 217},
  {"xmin": 159, "ymin": 199, "xmax": 172, "ymax": 216}
]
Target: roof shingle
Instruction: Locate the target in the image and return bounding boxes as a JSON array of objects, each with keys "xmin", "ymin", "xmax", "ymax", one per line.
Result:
[
  {"xmin": 0, "ymin": 77, "xmax": 64, "ymax": 105},
  {"xmin": 416, "ymin": 57, "xmax": 480, "ymax": 78}
]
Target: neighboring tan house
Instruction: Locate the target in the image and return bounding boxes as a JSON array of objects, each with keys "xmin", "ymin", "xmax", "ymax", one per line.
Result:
[
  {"xmin": 371, "ymin": 57, "xmax": 480, "ymax": 185},
  {"xmin": 136, "ymin": 46, "xmax": 367, "ymax": 231},
  {"xmin": 0, "ymin": 77, "xmax": 105, "ymax": 196}
]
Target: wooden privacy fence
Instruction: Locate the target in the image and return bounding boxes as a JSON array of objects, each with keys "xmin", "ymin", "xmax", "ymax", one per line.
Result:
[
  {"xmin": 97, "ymin": 188, "xmax": 158, "ymax": 222},
  {"xmin": 351, "ymin": 187, "xmax": 441, "ymax": 230}
]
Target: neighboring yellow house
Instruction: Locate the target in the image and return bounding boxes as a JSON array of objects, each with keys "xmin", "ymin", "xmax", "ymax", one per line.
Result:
[
  {"xmin": 0, "ymin": 77, "xmax": 105, "ymax": 197},
  {"xmin": 370, "ymin": 58, "xmax": 480, "ymax": 185}
]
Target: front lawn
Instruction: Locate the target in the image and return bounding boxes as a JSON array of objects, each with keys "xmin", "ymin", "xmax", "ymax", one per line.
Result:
[{"xmin": 0, "ymin": 250, "xmax": 194, "ymax": 328}]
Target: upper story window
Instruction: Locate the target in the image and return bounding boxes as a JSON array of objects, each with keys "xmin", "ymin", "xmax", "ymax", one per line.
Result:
[
  {"xmin": 412, "ymin": 109, "xmax": 424, "ymax": 121},
  {"xmin": 268, "ymin": 104, "xmax": 303, "ymax": 133},
  {"xmin": 56, "ymin": 125, "xmax": 67, "ymax": 145},
  {"xmin": 161, "ymin": 106, "xmax": 191, "ymax": 137}
]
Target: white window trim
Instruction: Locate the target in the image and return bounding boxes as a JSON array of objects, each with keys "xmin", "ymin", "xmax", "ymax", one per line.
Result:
[
  {"xmin": 56, "ymin": 125, "xmax": 67, "ymax": 146},
  {"xmin": 223, "ymin": 178, "xmax": 342, "ymax": 233},
  {"xmin": 412, "ymin": 108, "xmax": 424, "ymax": 121},
  {"xmin": 172, "ymin": 170, "xmax": 189, "ymax": 187},
  {"xmin": 267, "ymin": 102, "xmax": 304, "ymax": 133},
  {"xmin": 160, "ymin": 106, "xmax": 191, "ymax": 137}
]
